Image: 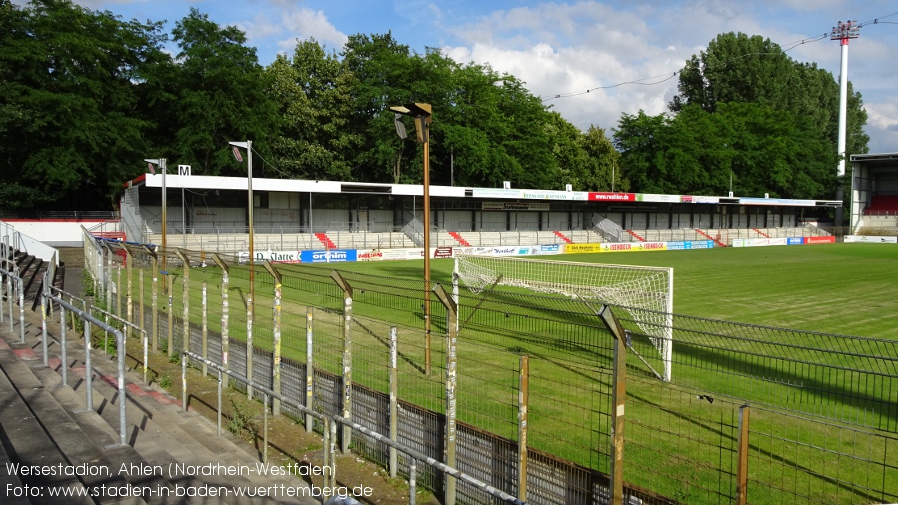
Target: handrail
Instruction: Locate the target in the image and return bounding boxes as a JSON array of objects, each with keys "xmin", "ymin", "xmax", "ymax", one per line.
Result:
[
  {"xmin": 180, "ymin": 350, "xmax": 338, "ymax": 491},
  {"xmin": 180, "ymin": 349, "xmax": 527, "ymax": 505},
  {"xmin": 43, "ymin": 285, "xmax": 128, "ymax": 447},
  {"xmin": 0, "ymin": 266, "xmax": 25, "ymax": 342}
]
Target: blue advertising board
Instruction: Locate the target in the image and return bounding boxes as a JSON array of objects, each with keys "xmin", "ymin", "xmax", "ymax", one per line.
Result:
[{"xmin": 299, "ymin": 249, "xmax": 357, "ymax": 263}]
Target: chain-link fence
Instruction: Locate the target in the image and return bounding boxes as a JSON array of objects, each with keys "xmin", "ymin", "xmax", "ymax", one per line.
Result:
[{"xmin": 85, "ymin": 238, "xmax": 898, "ymax": 505}]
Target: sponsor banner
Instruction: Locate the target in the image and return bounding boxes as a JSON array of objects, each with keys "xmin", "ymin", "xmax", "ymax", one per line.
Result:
[
  {"xmin": 434, "ymin": 246, "xmax": 454, "ymax": 258},
  {"xmin": 589, "ymin": 192, "xmax": 636, "ymax": 202},
  {"xmin": 638, "ymin": 193, "xmax": 682, "ymax": 203},
  {"xmin": 566, "ymin": 242, "xmax": 669, "ymax": 253},
  {"xmin": 520, "ymin": 190, "xmax": 588, "ymax": 201},
  {"xmin": 491, "ymin": 246, "xmax": 525, "ymax": 256},
  {"xmin": 454, "ymin": 247, "xmax": 494, "ymax": 256},
  {"xmin": 482, "ymin": 201, "xmax": 550, "ymax": 211},
  {"xmin": 565, "ymin": 243, "xmax": 604, "ymax": 254},
  {"xmin": 685, "ymin": 196, "xmax": 720, "ymax": 204},
  {"xmin": 844, "ymin": 235, "xmax": 898, "ymax": 243},
  {"xmin": 535, "ymin": 244, "xmax": 561, "ymax": 255},
  {"xmin": 236, "ymin": 250, "xmax": 302, "ymax": 263},
  {"xmin": 667, "ymin": 240, "xmax": 715, "ymax": 250},
  {"xmin": 299, "ymin": 249, "xmax": 357, "ymax": 263},
  {"xmin": 376, "ymin": 248, "xmax": 417, "ymax": 260},
  {"xmin": 738, "ymin": 197, "xmax": 816, "ymax": 207},
  {"xmin": 471, "ymin": 188, "xmax": 524, "ymax": 199},
  {"xmin": 804, "ymin": 235, "xmax": 836, "ymax": 245},
  {"xmin": 787, "ymin": 237, "xmax": 804, "ymax": 245},
  {"xmin": 732, "ymin": 237, "xmax": 790, "ymax": 248},
  {"xmin": 357, "ymin": 249, "xmax": 385, "ymax": 261}
]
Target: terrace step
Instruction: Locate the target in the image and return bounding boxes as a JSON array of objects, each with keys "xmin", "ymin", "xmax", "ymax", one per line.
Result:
[{"xmin": 0, "ymin": 308, "xmax": 317, "ymax": 505}]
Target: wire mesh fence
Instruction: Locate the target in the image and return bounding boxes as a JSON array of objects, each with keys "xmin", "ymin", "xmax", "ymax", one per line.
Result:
[{"xmin": 86, "ymin": 240, "xmax": 898, "ymax": 505}]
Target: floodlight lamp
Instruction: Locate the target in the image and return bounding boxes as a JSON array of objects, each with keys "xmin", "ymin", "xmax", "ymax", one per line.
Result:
[{"xmin": 393, "ymin": 113, "xmax": 408, "ymax": 140}]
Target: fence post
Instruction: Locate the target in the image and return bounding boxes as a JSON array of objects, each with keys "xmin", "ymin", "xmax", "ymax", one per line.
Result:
[
  {"xmin": 18, "ymin": 277, "xmax": 24, "ymax": 343},
  {"xmin": 246, "ymin": 288, "xmax": 254, "ymax": 400},
  {"xmin": 331, "ymin": 271, "xmax": 353, "ymax": 454},
  {"xmin": 432, "ymin": 284, "xmax": 458, "ymax": 505},
  {"xmin": 305, "ymin": 306, "xmax": 314, "ymax": 433},
  {"xmin": 152, "ymin": 254, "xmax": 158, "ymax": 351},
  {"xmin": 518, "ymin": 354, "xmax": 530, "ymax": 502},
  {"xmin": 84, "ymin": 319, "xmax": 93, "ymax": 411},
  {"xmin": 116, "ymin": 263, "xmax": 122, "ymax": 317},
  {"xmin": 737, "ymin": 404, "xmax": 751, "ymax": 505},
  {"xmin": 389, "ymin": 326, "xmax": 398, "ymax": 478},
  {"xmin": 264, "ymin": 261, "xmax": 283, "ymax": 416},
  {"xmin": 167, "ymin": 273, "xmax": 174, "ymax": 358},
  {"xmin": 598, "ymin": 306, "xmax": 627, "ymax": 505},
  {"xmin": 40, "ymin": 282, "xmax": 48, "ymax": 365},
  {"xmin": 202, "ymin": 281, "xmax": 208, "ymax": 376},
  {"xmin": 212, "ymin": 254, "xmax": 229, "ymax": 389},
  {"xmin": 139, "ymin": 269, "xmax": 145, "ymax": 343},
  {"xmin": 177, "ymin": 250, "xmax": 190, "ymax": 361},
  {"xmin": 59, "ymin": 305, "xmax": 68, "ymax": 386},
  {"xmin": 125, "ymin": 246, "xmax": 133, "ymax": 334}
]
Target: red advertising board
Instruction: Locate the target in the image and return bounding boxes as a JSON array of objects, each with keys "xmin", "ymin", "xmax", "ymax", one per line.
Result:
[
  {"xmin": 589, "ymin": 192, "xmax": 637, "ymax": 202},
  {"xmin": 804, "ymin": 236, "xmax": 836, "ymax": 245},
  {"xmin": 434, "ymin": 246, "xmax": 453, "ymax": 258}
]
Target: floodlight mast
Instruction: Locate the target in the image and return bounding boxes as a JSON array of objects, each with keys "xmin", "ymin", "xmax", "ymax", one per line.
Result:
[
  {"xmin": 229, "ymin": 140, "xmax": 254, "ymax": 315},
  {"xmin": 144, "ymin": 158, "xmax": 167, "ymax": 273},
  {"xmin": 390, "ymin": 103, "xmax": 433, "ymax": 375},
  {"xmin": 831, "ymin": 19, "xmax": 859, "ymax": 227}
]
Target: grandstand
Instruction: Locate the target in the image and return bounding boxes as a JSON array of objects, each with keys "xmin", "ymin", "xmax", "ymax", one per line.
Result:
[
  {"xmin": 850, "ymin": 152, "xmax": 898, "ymax": 235},
  {"xmin": 114, "ymin": 171, "xmax": 841, "ymax": 255}
]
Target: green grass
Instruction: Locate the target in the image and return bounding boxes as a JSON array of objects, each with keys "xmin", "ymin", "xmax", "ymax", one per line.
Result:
[{"xmin": 113, "ymin": 243, "xmax": 898, "ymax": 505}]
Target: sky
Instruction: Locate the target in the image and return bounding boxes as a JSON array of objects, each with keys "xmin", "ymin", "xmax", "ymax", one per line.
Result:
[{"xmin": 61, "ymin": 0, "xmax": 898, "ymax": 153}]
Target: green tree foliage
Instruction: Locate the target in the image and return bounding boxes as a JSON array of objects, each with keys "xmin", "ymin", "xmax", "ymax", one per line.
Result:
[
  {"xmin": 265, "ymin": 40, "xmax": 359, "ymax": 181},
  {"xmin": 168, "ymin": 9, "xmax": 277, "ymax": 176},
  {"xmin": 673, "ymin": 32, "xmax": 868, "ymax": 162},
  {"xmin": 617, "ymin": 32, "xmax": 867, "ymax": 199},
  {"xmin": 0, "ymin": 0, "xmax": 167, "ymax": 210},
  {"xmin": 616, "ymin": 103, "xmax": 838, "ymax": 198}
]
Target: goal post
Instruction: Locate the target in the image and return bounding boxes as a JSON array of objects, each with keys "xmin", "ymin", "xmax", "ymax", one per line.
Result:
[{"xmin": 453, "ymin": 254, "xmax": 674, "ymax": 381}]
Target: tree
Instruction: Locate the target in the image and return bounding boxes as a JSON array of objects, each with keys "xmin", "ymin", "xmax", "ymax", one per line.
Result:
[
  {"xmin": 265, "ymin": 39, "xmax": 359, "ymax": 181},
  {"xmin": 671, "ymin": 32, "xmax": 868, "ymax": 163},
  {"xmin": 168, "ymin": 8, "xmax": 276, "ymax": 176},
  {"xmin": 0, "ymin": 0, "xmax": 168, "ymax": 211},
  {"xmin": 614, "ymin": 103, "xmax": 838, "ymax": 198}
]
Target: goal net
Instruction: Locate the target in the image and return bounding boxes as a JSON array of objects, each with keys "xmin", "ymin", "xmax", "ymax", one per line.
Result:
[{"xmin": 454, "ymin": 254, "xmax": 674, "ymax": 381}]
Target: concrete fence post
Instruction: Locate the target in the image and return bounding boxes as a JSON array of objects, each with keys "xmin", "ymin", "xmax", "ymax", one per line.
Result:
[
  {"xmin": 305, "ymin": 306, "xmax": 315, "ymax": 433},
  {"xmin": 518, "ymin": 354, "xmax": 530, "ymax": 502},
  {"xmin": 432, "ymin": 284, "xmax": 458, "ymax": 505},
  {"xmin": 389, "ymin": 326, "xmax": 399, "ymax": 478},
  {"xmin": 331, "ymin": 271, "xmax": 353, "ymax": 454}
]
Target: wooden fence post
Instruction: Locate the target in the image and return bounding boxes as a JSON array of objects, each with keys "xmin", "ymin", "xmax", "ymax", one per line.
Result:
[{"xmin": 737, "ymin": 404, "xmax": 751, "ymax": 505}]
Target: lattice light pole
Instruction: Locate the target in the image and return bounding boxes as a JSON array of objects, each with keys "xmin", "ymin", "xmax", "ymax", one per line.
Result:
[{"xmin": 831, "ymin": 19, "xmax": 859, "ymax": 226}]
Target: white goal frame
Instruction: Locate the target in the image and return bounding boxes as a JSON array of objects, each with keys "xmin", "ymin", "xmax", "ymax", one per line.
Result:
[{"xmin": 453, "ymin": 254, "xmax": 674, "ymax": 381}]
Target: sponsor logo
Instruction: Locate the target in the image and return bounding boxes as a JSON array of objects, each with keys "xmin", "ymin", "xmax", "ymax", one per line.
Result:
[
  {"xmin": 299, "ymin": 250, "xmax": 356, "ymax": 263},
  {"xmin": 358, "ymin": 251, "xmax": 384, "ymax": 260},
  {"xmin": 540, "ymin": 244, "xmax": 560, "ymax": 252},
  {"xmin": 589, "ymin": 192, "xmax": 636, "ymax": 202},
  {"xmin": 434, "ymin": 247, "xmax": 453, "ymax": 259}
]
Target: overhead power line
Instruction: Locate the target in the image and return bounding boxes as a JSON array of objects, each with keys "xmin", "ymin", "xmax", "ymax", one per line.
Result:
[{"xmin": 540, "ymin": 10, "xmax": 897, "ymax": 104}]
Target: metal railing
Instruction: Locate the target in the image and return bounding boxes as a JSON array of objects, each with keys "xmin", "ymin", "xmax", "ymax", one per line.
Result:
[
  {"xmin": 0, "ymin": 266, "xmax": 25, "ymax": 342},
  {"xmin": 41, "ymin": 281, "xmax": 128, "ymax": 447},
  {"xmin": 179, "ymin": 349, "xmax": 527, "ymax": 505}
]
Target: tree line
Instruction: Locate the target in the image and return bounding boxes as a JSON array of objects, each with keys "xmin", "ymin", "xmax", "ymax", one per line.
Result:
[{"xmin": 0, "ymin": 0, "xmax": 867, "ymax": 213}]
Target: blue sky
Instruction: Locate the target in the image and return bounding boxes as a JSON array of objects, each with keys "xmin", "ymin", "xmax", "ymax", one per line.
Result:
[{"xmin": 62, "ymin": 0, "xmax": 898, "ymax": 153}]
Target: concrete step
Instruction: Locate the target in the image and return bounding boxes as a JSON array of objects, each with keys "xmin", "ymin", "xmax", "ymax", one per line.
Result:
[
  {"xmin": 0, "ymin": 338, "xmax": 122, "ymax": 505},
  {"xmin": 38, "ymin": 327, "xmax": 317, "ymax": 504}
]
